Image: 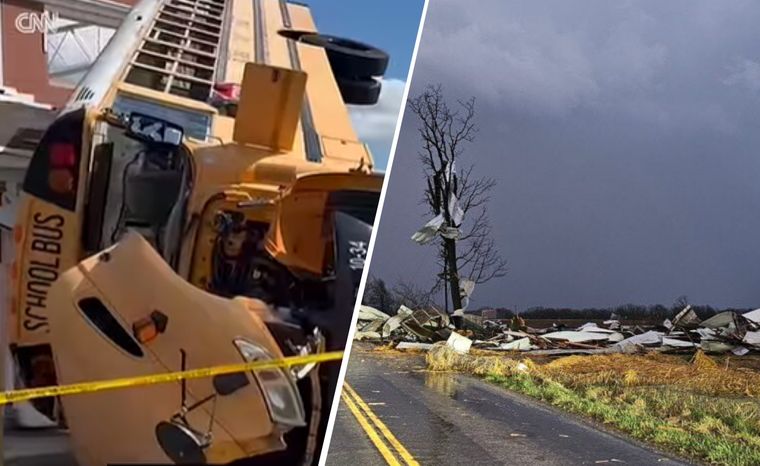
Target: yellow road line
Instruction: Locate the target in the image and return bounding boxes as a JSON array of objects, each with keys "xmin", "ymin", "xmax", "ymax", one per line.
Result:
[
  {"xmin": 341, "ymin": 390, "xmax": 401, "ymax": 466},
  {"xmin": 343, "ymin": 383, "xmax": 420, "ymax": 466},
  {"xmin": 0, "ymin": 351, "xmax": 344, "ymax": 405}
]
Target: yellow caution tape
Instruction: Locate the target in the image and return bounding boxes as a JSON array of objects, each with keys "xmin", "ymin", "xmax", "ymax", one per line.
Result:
[{"xmin": 0, "ymin": 350, "xmax": 344, "ymax": 405}]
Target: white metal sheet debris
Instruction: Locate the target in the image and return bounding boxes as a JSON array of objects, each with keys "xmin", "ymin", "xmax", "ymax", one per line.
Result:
[
  {"xmin": 499, "ymin": 337, "xmax": 532, "ymax": 351},
  {"xmin": 411, "ymin": 214, "xmax": 445, "ymax": 245},
  {"xmin": 577, "ymin": 323, "xmax": 619, "ymax": 333},
  {"xmin": 446, "ymin": 332, "xmax": 472, "ymax": 354},
  {"xmin": 358, "ymin": 305, "xmax": 391, "ymax": 321},
  {"xmin": 542, "ymin": 331, "xmax": 612, "ymax": 343},
  {"xmin": 355, "ymin": 331, "xmax": 381, "ymax": 341},
  {"xmin": 743, "ymin": 308, "xmax": 760, "ymax": 324},
  {"xmin": 661, "ymin": 337, "xmax": 696, "ymax": 348},
  {"xmin": 396, "ymin": 342, "xmax": 435, "ymax": 351},
  {"xmin": 700, "ymin": 340, "xmax": 735, "ymax": 353},
  {"xmin": 615, "ymin": 331, "xmax": 663, "ymax": 349},
  {"xmin": 700, "ymin": 311, "xmax": 737, "ymax": 329},
  {"xmin": 382, "ymin": 305, "xmax": 414, "ymax": 338},
  {"xmin": 742, "ymin": 331, "xmax": 760, "ymax": 346}
]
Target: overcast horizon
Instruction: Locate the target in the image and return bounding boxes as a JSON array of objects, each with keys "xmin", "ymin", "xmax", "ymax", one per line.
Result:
[{"xmin": 368, "ymin": 0, "xmax": 760, "ymax": 311}]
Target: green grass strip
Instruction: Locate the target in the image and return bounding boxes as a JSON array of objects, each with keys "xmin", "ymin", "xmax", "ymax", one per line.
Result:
[{"xmin": 486, "ymin": 373, "xmax": 760, "ymax": 466}]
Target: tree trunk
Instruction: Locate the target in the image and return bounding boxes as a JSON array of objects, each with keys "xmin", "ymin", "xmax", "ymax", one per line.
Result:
[
  {"xmin": 445, "ymin": 237, "xmax": 462, "ymax": 312},
  {"xmin": 443, "ymin": 261, "xmax": 449, "ymax": 314}
]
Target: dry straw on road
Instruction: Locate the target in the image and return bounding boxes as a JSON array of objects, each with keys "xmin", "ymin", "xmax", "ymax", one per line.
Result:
[{"xmin": 427, "ymin": 345, "xmax": 760, "ymax": 398}]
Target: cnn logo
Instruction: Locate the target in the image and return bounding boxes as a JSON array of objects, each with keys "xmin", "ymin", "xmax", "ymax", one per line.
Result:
[{"xmin": 15, "ymin": 11, "xmax": 60, "ymax": 34}]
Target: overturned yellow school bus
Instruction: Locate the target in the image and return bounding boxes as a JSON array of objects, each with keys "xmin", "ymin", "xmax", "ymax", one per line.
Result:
[{"xmin": 8, "ymin": 0, "xmax": 387, "ymax": 464}]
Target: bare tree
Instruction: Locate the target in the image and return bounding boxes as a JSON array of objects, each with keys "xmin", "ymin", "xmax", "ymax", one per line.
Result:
[
  {"xmin": 362, "ymin": 275, "xmax": 396, "ymax": 315},
  {"xmin": 673, "ymin": 295, "xmax": 689, "ymax": 310},
  {"xmin": 408, "ymin": 84, "xmax": 508, "ymax": 313},
  {"xmin": 392, "ymin": 279, "xmax": 434, "ymax": 311},
  {"xmin": 363, "ymin": 275, "xmax": 434, "ymax": 314}
]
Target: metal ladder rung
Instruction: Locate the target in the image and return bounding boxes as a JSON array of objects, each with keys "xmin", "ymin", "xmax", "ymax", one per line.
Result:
[
  {"xmin": 159, "ymin": 9, "xmax": 223, "ymax": 29},
  {"xmin": 122, "ymin": 0, "xmax": 230, "ymax": 102},
  {"xmin": 156, "ymin": 15, "xmax": 222, "ymax": 36},
  {"xmin": 129, "ymin": 62, "xmax": 214, "ymax": 85},
  {"xmin": 143, "ymin": 38, "xmax": 217, "ymax": 59},
  {"xmin": 171, "ymin": 0, "xmax": 223, "ymax": 15},
  {"xmin": 149, "ymin": 28, "xmax": 219, "ymax": 51},
  {"xmin": 136, "ymin": 49, "xmax": 216, "ymax": 72}
]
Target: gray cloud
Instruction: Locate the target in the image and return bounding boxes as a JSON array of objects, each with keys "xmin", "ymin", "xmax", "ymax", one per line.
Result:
[
  {"xmin": 349, "ymin": 79, "xmax": 406, "ymax": 170},
  {"xmin": 369, "ymin": 0, "xmax": 760, "ymax": 309},
  {"xmin": 724, "ymin": 59, "xmax": 760, "ymax": 95}
]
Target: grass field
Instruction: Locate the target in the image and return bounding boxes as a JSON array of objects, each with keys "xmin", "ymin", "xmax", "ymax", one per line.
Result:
[{"xmin": 427, "ymin": 346, "xmax": 760, "ymax": 466}]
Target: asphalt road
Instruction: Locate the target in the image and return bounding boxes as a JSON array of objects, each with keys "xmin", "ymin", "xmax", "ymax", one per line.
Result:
[
  {"xmin": 3, "ymin": 429, "xmax": 76, "ymax": 466},
  {"xmin": 326, "ymin": 347, "xmax": 693, "ymax": 466}
]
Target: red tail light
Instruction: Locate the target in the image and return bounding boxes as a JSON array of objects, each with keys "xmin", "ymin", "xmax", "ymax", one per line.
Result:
[
  {"xmin": 48, "ymin": 143, "xmax": 77, "ymax": 193},
  {"xmin": 49, "ymin": 143, "xmax": 77, "ymax": 168}
]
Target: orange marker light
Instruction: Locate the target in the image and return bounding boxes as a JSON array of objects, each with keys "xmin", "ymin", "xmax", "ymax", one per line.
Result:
[
  {"xmin": 133, "ymin": 317, "xmax": 158, "ymax": 343},
  {"xmin": 132, "ymin": 311, "xmax": 169, "ymax": 343}
]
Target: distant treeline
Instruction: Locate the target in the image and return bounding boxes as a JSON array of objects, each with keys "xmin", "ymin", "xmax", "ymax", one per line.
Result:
[
  {"xmin": 363, "ymin": 276, "xmax": 753, "ymax": 321},
  {"xmin": 497, "ymin": 304, "xmax": 753, "ymax": 321}
]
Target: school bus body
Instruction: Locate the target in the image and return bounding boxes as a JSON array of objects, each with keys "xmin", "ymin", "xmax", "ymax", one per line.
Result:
[{"xmin": 12, "ymin": 0, "xmax": 378, "ymax": 356}]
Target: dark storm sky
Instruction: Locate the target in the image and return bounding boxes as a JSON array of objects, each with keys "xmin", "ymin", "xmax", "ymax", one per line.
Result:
[{"xmin": 369, "ymin": 0, "xmax": 760, "ymax": 310}]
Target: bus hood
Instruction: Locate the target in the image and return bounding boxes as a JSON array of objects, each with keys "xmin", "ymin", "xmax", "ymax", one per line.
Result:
[{"xmin": 46, "ymin": 232, "xmax": 305, "ymax": 465}]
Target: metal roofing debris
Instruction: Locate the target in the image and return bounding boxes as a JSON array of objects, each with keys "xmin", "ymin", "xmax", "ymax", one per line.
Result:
[
  {"xmin": 700, "ymin": 311, "xmax": 737, "ymax": 329},
  {"xmin": 542, "ymin": 331, "xmax": 612, "ymax": 343},
  {"xmin": 358, "ymin": 305, "xmax": 391, "ymax": 322},
  {"xmin": 499, "ymin": 337, "xmax": 532, "ymax": 351},
  {"xmin": 615, "ymin": 331, "xmax": 662, "ymax": 350},
  {"xmin": 355, "ymin": 305, "xmax": 760, "ymax": 357},
  {"xmin": 411, "ymin": 214, "xmax": 445, "ymax": 245},
  {"xmin": 700, "ymin": 340, "xmax": 735, "ymax": 353},
  {"xmin": 743, "ymin": 331, "xmax": 760, "ymax": 346},
  {"xmin": 354, "ymin": 331, "xmax": 381, "ymax": 341},
  {"xmin": 743, "ymin": 308, "xmax": 760, "ymax": 324},
  {"xmin": 661, "ymin": 337, "xmax": 696, "ymax": 348},
  {"xmin": 671, "ymin": 305, "xmax": 701, "ymax": 329},
  {"xmin": 396, "ymin": 342, "xmax": 435, "ymax": 351}
]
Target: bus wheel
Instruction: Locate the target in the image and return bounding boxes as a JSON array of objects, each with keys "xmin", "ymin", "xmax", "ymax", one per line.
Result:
[
  {"xmin": 335, "ymin": 77, "xmax": 381, "ymax": 105},
  {"xmin": 299, "ymin": 34, "xmax": 389, "ymax": 78}
]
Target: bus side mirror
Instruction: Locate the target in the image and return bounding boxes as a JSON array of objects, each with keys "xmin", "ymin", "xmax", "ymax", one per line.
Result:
[{"xmin": 233, "ymin": 63, "xmax": 307, "ymax": 151}]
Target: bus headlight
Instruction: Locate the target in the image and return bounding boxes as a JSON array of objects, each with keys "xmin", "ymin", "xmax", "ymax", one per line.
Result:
[{"xmin": 233, "ymin": 338, "xmax": 306, "ymax": 428}]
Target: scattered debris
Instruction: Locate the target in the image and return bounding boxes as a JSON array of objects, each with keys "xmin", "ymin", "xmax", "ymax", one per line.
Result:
[
  {"xmin": 358, "ymin": 305, "xmax": 391, "ymax": 321},
  {"xmin": 500, "ymin": 337, "xmax": 532, "ymax": 351},
  {"xmin": 542, "ymin": 331, "xmax": 615, "ymax": 343},
  {"xmin": 356, "ymin": 304, "xmax": 760, "ymax": 357},
  {"xmin": 411, "ymin": 214, "xmax": 445, "ymax": 245},
  {"xmin": 395, "ymin": 342, "xmax": 435, "ymax": 351}
]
